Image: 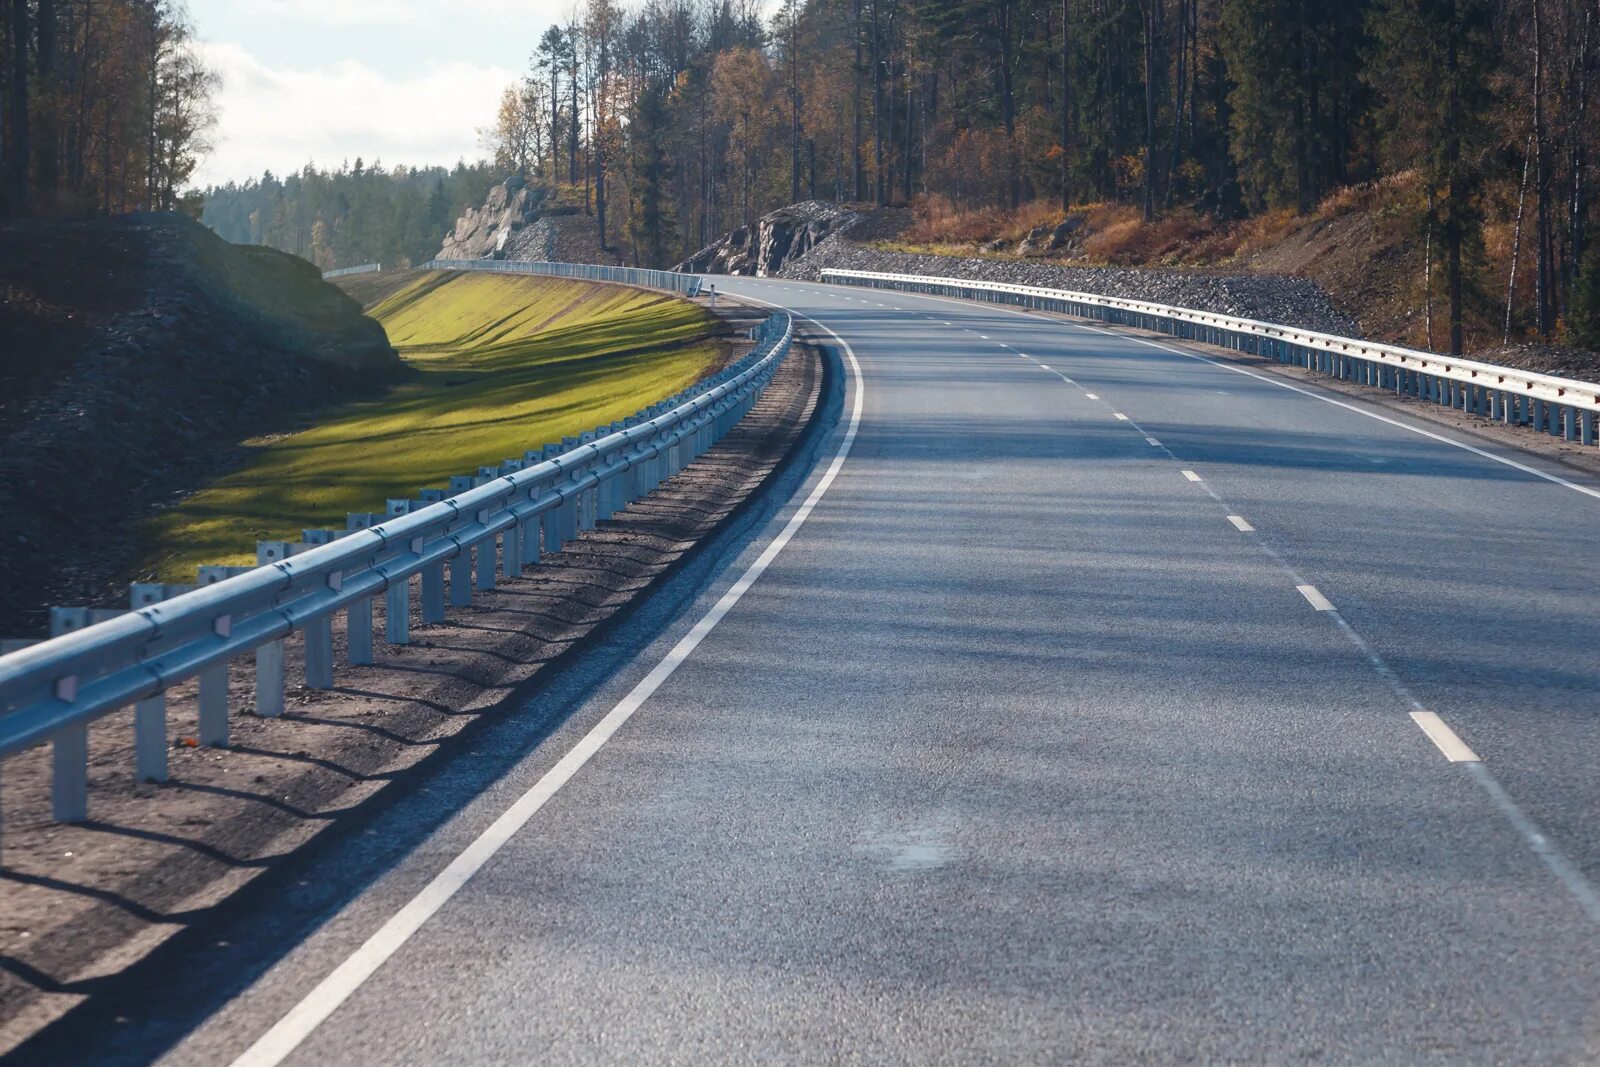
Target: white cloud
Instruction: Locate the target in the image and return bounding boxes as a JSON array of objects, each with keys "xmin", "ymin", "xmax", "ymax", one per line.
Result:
[
  {"xmin": 194, "ymin": 41, "xmax": 514, "ymax": 185},
  {"xmin": 244, "ymin": 0, "xmax": 548, "ymax": 26}
]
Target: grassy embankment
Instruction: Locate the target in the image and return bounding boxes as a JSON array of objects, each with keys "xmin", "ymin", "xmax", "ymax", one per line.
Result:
[{"xmin": 143, "ymin": 271, "xmax": 723, "ymax": 580}]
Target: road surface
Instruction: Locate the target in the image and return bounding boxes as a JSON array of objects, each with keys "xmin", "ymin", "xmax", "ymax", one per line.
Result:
[{"xmin": 134, "ymin": 277, "xmax": 1600, "ymax": 1062}]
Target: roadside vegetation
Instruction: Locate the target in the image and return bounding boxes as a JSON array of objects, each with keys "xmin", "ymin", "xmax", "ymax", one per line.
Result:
[
  {"xmin": 874, "ymin": 176, "xmax": 1600, "ymax": 358},
  {"xmin": 141, "ymin": 272, "xmax": 725, "ymax": 580}
]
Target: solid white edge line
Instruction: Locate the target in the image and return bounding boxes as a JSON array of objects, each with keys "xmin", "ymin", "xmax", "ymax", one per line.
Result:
[
  {"xmin": 228, "ymin": 299, "xmax": 867, "ymax": 1067},
  {"xmin": 1227, "ymin": 515, "xmax": 1255, "ymax": 532},
  {"xmin": 1410, "ymin": 711, "xmax": 1481, "ymax": 763},
  {"xmin": 1297, "ymin": 584, "xmax": 1336, "ymax": 611}
]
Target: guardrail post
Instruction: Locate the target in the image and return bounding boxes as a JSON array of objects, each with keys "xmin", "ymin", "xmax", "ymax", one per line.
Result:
[
  {"xmin": 542, "ymin": 501, "xmax": 563, "ymax": 554},
  {"xmin": 134, "ymin": 693, "xmax": 168, "ymax": 781},
  {"xmin": 304, "ymin": 615, "xmax": 334, "ymax": 689},
  {"xmin": 51, "ymin": 723, "xmax": 88, "ymax": 823},
  {"xmin": 558, "ymin": 486, "xmax": 578, "ymax": 544},
  {"xmin": 46, "ymin": 608, "xmax": 90, "ymax": 822},
  {"xmin": 474, "ymin": 523, "xmax": 496, "ymax": 592},
  {"xmin": 348, "ymin": 598, "xmax": 374, "ymax": 664},
  {"xmin": 1583, "ymin": 410, "xmax": 1596, "ymax": 446},
  {"xmin": 255, "ymin": 640, "xmax": 285, "ymax": 718},
  {"xmin": 198, "ymin": 662, "xmax": 229, "ymax": 747},
  {"xmin": 448, "ymin": 541, "xmax": 472, "ymax": 607},
  {"xmin": 522, "ymin": 500, "xmax": 542, "ymax": 566},
  {"xmin": 386, "ymin": 576, "xmax": 410, "ymax": 645},
  {"xmin": 421, "ymin": 563, "xmax": 446, "ymax": 623},
  {"xmin": 502, "ymin": 523, "xmax": 521, "ymax": 578}
]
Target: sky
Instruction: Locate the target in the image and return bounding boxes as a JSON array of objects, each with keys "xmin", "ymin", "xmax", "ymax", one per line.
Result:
[{"xmin": 188, "ymin": 0, "xmax": 572, "ymax": 187}]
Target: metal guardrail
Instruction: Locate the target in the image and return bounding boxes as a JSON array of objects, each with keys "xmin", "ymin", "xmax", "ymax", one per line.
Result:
[
  {"xmin": 322, "ymin": 263, "xmax": 382, "ymax": 279},
  {"xmin": 428, "ymin": 258, "xmax": 704, "ymax": 297},
  {"xmin": 0, "ymin": 312, "xmax": 793, "ymax": 837},
  {"xmin": 822, "ymin": 268, "xmax": 1600, "ymax": 446}
]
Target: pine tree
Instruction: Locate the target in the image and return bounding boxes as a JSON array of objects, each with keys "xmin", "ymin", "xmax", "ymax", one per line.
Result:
[
  {"xmin": 1569, "ymin": 249, "xmax": 1600, "ymax": 349},
  {"xmin": 625, "ymin": 84, "xmax": 679, "ymax": 266},
  {"xmin": 1369, "ymin": 0, "xmax": 1498, "ymax": 354}
]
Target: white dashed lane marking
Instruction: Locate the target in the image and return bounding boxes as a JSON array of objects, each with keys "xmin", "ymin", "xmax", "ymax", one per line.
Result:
[
  {"xmin": 1411, "ymin": 711, "xmax": 1481, "ymax": 763},
  {"xmin": 1297, "ymin": 584, "xmax": 1336, "ymax": 611}
]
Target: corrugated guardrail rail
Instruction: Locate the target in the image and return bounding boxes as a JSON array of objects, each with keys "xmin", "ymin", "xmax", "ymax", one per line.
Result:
[
  {"xmin": 823, "ymin": 268, "xmax": 1600, "ymax": 446},
  {"xmin": 322, "ymin": 263, "xmax": 382, "ymax": 280},
  {"xmin": 428, "ymin": 258, "xmax": 703, "ymax": 297},
  {"xmin": 0, "ymin": 307, "xmax": 791, "ymax": 842}
]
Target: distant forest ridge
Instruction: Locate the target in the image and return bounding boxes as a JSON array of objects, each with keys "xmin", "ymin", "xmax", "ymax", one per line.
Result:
[
  {"xmin": 469, "ymin": 0, "xmax": 1597, "ymax": 354},
  {"xmin": 200, "ymin": 161, "xmax": 499, "ymax": 274}
]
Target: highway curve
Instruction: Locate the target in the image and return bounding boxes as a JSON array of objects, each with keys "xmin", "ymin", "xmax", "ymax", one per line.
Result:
[{"xmin": 146, "ymin": 278, "xmax": 1600, "ymax": 1062}]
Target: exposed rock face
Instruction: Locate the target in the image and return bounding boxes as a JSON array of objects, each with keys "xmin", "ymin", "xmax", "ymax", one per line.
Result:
[
  {"xmin": 675, "ymin": 201, "xmax": 862, "ymax": 277},
  {"xmin": 437, "ymin": 178, "xmax": 623, "ymax": 266},
  {"xmin": 438, "ymin": 176, "xmax": 551, "ymax": 260}
]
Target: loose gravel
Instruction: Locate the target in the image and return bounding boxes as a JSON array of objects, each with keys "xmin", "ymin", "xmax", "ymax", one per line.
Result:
[{"xmin": 782, "ymin": 235, "xmax": 1364, "ymax": 339}]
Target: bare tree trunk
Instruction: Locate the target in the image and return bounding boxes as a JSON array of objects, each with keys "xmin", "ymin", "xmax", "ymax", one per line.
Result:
[
  {"xmin": 885, "ymin": 4, "xmax": 897, "ymax": 202},
  {"xmin": 550, "ymin": 64, "xmax": 561, "ymax": 183},
  {"xmin": 1533, "ymin": 0, "xmax": 1554, "ymax": 336},
  {"xmin": 1140, "ymin": 0, "xmax": 1159, "ymax": 221},
  {"xmin": 853, "ymin": 0, "xmax": 864, "ymax": 201},
  {"xmin": 1506, "ymin": 131, "xmax": 1533, "ymax": 343},
  {"xmin": 1060, "ymin": 0, "xmax": 1071, "ymax": 210},
  {"xmin": 871, "ymin": 0, "xmax": 884, "ymax": 205},
  {"xmin": 1000, "ymin": 0, "xmax": 1017, "ymax": 208},
  {"xmin": 35, "ymin": 0, "xmax": 55, "ymax": 204},
  {"xmin": 8, "ymin": 0, "xmax": 29, "ymax": 213},
  {"xmin": 595, "ymin": 27, "xmax": 608, "ymax": 249},
  {"xmin": 69, "ymin": 0, "xmax": 94, "ymax": 197},
  {"xmin": 1425, "ymin": 186, "xmax": 1435, "ymax": 350},
  {"xmin": 790, "ymin": 2, "xmax": 801, "ymax": 204},
  {"xmin": 1165, "ymin": 0, "xmax": 1187, "ymax": 211},
  {"xmin": 902, "ymin": 76, "xmax": 913, "ymax": 202},
  {"xmin": 1569, "ymin": 4, "xmax": 1593, "ymax": 291},
  {"xmin": 568, "ymin": 29, "xmax": 580, "ymax": 186},
  {"xmin": 1445, "ymin": 0, "xmax": 1464, "ymax": 356}
]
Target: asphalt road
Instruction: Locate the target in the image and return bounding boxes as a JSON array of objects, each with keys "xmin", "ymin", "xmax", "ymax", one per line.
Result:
[{"xmin": 165, "ymin": 277, "xmax": 1598, "ymax": 1064}]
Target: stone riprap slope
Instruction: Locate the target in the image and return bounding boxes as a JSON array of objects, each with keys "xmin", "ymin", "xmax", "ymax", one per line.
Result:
[
  {"xmin": 0, "ymin": 212, "xmax": 400, "ymax": 635},
  {"xmin": 782, "ymin": 231, "xmax": 1364, "ymax": 339}
]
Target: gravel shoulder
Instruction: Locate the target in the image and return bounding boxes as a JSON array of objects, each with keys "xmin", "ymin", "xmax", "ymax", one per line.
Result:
[{"xmin": 0, "ymin": 303, "xmax": 824, "ymax": 1056}]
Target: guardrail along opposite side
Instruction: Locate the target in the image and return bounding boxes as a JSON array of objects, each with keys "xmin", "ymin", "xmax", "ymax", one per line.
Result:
[{"xmin": 820, "ymin": 269, "xmax": 1599, "ymax": 447}]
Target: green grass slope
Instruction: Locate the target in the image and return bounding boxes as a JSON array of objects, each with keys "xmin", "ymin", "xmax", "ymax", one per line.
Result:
[{"xmin": 142, "ymin": 272, "xmax": 723, "ymax": 579}]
